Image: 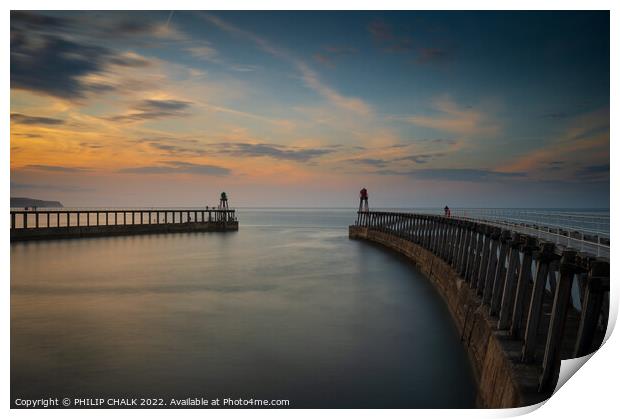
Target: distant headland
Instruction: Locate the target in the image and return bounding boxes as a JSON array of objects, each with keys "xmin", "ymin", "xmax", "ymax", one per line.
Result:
[{"xmin": 10, "ymin": 197, "xmax": 63, "ymax": 208}]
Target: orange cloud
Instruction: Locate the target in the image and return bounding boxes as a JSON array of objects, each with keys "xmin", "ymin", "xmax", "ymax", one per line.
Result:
[
  {"xmin": 397, "ymin": 96, "xmax": 500, "ymax": 137},
  {"xmin": 499, "ymin": 108, "xmax": 609, "ymax": 175}
]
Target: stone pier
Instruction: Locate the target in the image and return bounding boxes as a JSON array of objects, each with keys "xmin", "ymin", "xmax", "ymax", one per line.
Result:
[{"xmin": 350, "ymin": 211, "xmax": 609, "ymax": 408}]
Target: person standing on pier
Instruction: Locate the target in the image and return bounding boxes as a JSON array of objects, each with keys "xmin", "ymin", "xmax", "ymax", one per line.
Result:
[
  {"xmin": 359, "ymin": 188, "xmax": 369, "ymax": 212},
  {"xmin": 219, "ymin": 192, "xmax": 229, "ymax": 209},
  {"xmin": 444, "ymin": 206, "xmax": 451, "ymax": 217}
]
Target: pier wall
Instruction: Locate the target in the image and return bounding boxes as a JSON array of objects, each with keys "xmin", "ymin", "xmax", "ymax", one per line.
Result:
[
  {"xmin": 11, "ymin": 222, "xmax": 238, "ymax": 242},
  {"xmin": 349, "ymin": 227, "xmax": 536, "ymax": 408}
]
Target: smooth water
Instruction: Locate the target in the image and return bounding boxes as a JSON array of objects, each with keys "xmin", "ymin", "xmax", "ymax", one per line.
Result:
[{"xmin": 11, "ymin": 209, "xmax": 476, "ymax": 408}]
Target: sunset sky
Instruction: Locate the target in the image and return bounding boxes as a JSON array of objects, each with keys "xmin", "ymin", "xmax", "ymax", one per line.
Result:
[{"xmin": 10, "ymin": 11, "xmax": 609, "ymax": 208}]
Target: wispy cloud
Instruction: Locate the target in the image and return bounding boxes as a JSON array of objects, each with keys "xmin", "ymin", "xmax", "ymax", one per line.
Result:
[
  {"xmin": 368, "ymin": 19, "xmax": 456, "ymax": 67},
  {"xmin": 347, "ymin": 151, "xmax": 445, "ymax": 168},
  {"xmin": 212, "ymin": 142, "xmax": 334, "ymax": 162},
  {"xmin": 106, "ymin": 99, "xmax": 193, "ymax": 122},
  {"xmin": 416, "ymin": 47, "xmax": 453, "ymax": 65},
  {"xmin": 119, "ymin": 160, "xmax": 230, "ymax": 175},
  {"xmin": 11, "ymin": 113, "xmax": 65, "ymax": 125},
  {"xmin": 185, "ymin": 44, "xmax": 219, "ymax": 61},
  {"xmin": 394, "ymin": 96, "xmax": 500, "ymax": 137},
  {"xmin": 11, "ymin": 181, "xmax": 94, "ymax": 192},
  {"xmin": 314, "ymin": 46, "xmax": 357, "ymax": 67},
  {"xmin": 11, "ymin": 11, "xmax": 155, "ymax": 99},
  {"xmin": 296, "ymin": 63, "xmax": 372, "ymax": 115},
  {"xmin": 12, "ymin": 133, "xmax": 43, "ymax": 138},
  {"xmin": 144, "ymin": 137, "xmax": 205, "ymax": 157},
  {"xmin": 500, "ymin": 108, "xmax": 609, "ymax": 175},
  {"xmin": 203, "ymin": 13, "xmax": 372, "ymax": 115},
  {"xmin": 23, "ymin": 164, "xmax": 91, "ymax": 173},
  {"xmin": 377, "ymin": 168, "xmax": 526, "ymax": 182},
  {"xmin": 577, "ymin": 164, "xmax": 609, "ymax": 180},
  {"xmin": 368, "ymin": 20, "xmax": 413, "ymax": 53}
]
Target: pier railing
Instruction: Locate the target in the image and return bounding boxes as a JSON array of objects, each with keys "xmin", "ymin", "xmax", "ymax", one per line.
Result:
[
  {"xmin": 368, "ymin": 208, "xmax": 610, "ymax": 257},
  {"xmin": 10, "ymin": 208, "xmax": 238, "ymax": 241},
  {"xmin": 354, "ymin": 211, "xmax": 609, "ymax": 392},
  {"xmin": 10, "ymin": 208, "xmax": 237, "ymax": 230},
  {"xmin": 448, "ymin": 209, "xmax": 609, "ymax": 257}
]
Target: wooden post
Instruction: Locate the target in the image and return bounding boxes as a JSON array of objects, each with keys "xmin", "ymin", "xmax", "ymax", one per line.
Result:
[
  {"xmin": 547, "ymin": 261, "xmax": 559, "ymax": 296},
  {"xmin": 510, "ymin": 237, "xmax": 537, "ymax": 338},
  {"xmin": 498, "ymin": 233, "xmax": 523, "ymax": 329},
  {"xmin": 106, "ymin": 212, "xmax": 109, "ymax": 226},
  {"xmin": 446, "ymin": 220, "xmax": 455, "ymax": 259},
  {"xmin": 140, "ymin": 212, "xmax": 143, "ymax": 225},
  {"xmin": 465, "ymin": 228, "xmax": 478, "ymax": 281},
  {"xmin": 451, "ymin": 223, "xmax": 463, "ymax": 268},
  {"xmin": 446, "ymin": 220, "xmax": 460, "ymax": 266},
  {"xmin": 123, "ymin": 212, "xmax": 126, "ymax": 225},
  {"xmin": 458, "ymin": 225, "xmax": 469, "ymax": 274},
  {"xmin": 490, "ymin": 230, "xmax": 512, "ymax": 316},
  {"xmin": 459, "ymin": 226, "xmax": 473, "ymax": 276},
  {"xmin": 434, "ymin": 218, "xmax": 441, "ymax": 251},
  {"xmin": 11, "ymin": 213, "xmax": 15, "ymax": 229},
  {"xmin": 477, "ymin": 228, "xmax": 491, "ymax": 295},
  {"xmin": 77, "ymin": 212, "xmax": 80, "ymax": 227},
  {"xmin": 574, "ymin": 261, "xmax": 609, "ymax": 357},
  {"xmin": 539, "ymin": 251, "xmax": 579, "ymax": 391},
  {"xmin": 522, "ymin": 242, "xmax": 556, "ymax": 362},
  {"xmin": 420, "ymin": 217, "xmax": 426, "ymax": 245},
  {"xmin": 440, "ymin": 220, "xmax": 449, "ymax": 258},
  {"xmin": 437, "ymin": 219, "xmax": 445, "ymax": 255},
  {"xmin": 482, "ymin": 228, "xmax": 500, "ymax": 304},
  {"xmin": 455, "ymin": 223, "xmax": 467, "ymax": 270},
  {"xmin": 441, "ymin": 220, "xmax": 451, "ymax": 260},
  {"xmin": 47, "ymin": 212, "xmax": 50, "ymax": 228},
  {"xmin": 35, "ymin": 212, "xmax": 39, "ymax": 228},
  {"xmin": 471, "ymin": 226, "xmax": 485, "ymax": 289},
  {"xmin": 429, "ymin": 218, "xmax": 436, "ymax": 252}
]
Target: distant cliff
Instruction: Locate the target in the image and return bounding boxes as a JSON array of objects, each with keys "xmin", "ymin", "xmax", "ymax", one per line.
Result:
[{"xmin": 11, "ymin": 197, "xmax": 63, "ymax": 208}]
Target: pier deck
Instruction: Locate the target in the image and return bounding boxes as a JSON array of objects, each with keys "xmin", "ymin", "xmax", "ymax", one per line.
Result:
[{"xmin": 10, "ymin": 208, "xmax": 238, "ymax": 242}]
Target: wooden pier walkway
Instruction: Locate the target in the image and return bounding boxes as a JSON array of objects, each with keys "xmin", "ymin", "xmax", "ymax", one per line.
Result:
[{"xmin": 10, "ymin": 208, "xmax": 238, "ymax": 241}]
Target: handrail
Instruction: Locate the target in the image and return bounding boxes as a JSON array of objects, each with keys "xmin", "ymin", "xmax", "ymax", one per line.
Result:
[
  {"xmin": 10, "ymin": 208, "xmax": 237, "ymax": 230},
  {"xmin": 366, "ymin": 208, "xmax": 610, "ymax": 256}
]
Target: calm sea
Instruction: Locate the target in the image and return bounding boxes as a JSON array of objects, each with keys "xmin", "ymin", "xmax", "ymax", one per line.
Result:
[{"xmin": 11, "ymin": 209, "xmax": 477, "ymax": 408}]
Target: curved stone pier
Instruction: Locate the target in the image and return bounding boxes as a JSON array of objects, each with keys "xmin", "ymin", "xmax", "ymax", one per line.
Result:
[{"xmin": 349, "ymin": 212, "xmax": 609, "ymax": 408}]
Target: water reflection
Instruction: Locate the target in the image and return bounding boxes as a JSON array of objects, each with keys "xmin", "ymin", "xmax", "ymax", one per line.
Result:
[{"xmin": 11, "ymin": 210, "xmax": 476, "ymax": 408}]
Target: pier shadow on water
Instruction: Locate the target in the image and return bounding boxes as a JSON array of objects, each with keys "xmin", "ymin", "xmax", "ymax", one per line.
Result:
[{"xmin": 11, "ymin": 209, "xmax": 476, "ymax": 408}]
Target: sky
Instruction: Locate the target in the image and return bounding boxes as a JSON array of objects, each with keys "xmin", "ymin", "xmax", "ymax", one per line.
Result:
[{"xmin": 10, "ymin": 11, "xmax": 610, "ymax": 208}]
